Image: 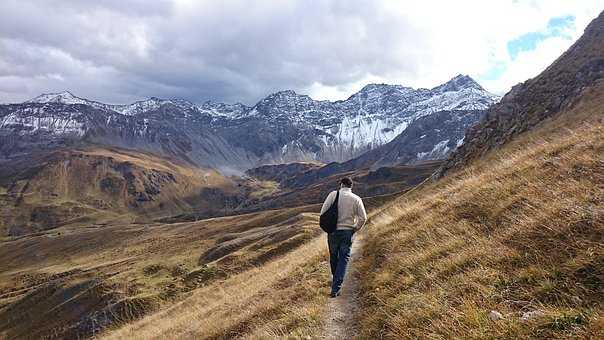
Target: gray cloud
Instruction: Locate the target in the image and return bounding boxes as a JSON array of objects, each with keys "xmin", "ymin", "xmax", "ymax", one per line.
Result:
[
  {"xmin": 2, "ymin": 0, "xmax": 599, "ymax": 105},
  {"xmin": 0, "ymin": 0, "xmax": 429, "ymax": 104}
]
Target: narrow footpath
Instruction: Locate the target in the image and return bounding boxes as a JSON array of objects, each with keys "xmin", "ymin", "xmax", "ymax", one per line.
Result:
[{"xmin": 323, "ymin": 233, "xmax": 364, "ymax": 339}]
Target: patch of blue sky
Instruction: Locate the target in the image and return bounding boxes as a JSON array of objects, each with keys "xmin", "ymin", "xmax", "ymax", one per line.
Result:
[
  {"xmin": 480, "ymin": 62, "xmax": 507, "ymax": 81},
  {"xmin": 507, "ymin": 15, "xmax": 575, "ymax": 60}
]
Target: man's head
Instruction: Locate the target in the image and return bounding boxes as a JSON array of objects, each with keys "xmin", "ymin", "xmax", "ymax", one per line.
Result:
[{"xmin": 340, "ymin": 177, "xmax": 353, "ymax": 189}]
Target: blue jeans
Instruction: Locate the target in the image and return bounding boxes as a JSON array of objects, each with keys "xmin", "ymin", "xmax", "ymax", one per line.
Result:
[{"xmin": 328, "ymin": 229, "xmax": 354, "ymax": 294}]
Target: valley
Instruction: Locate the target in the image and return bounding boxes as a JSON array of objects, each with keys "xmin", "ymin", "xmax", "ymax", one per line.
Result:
[{"xmin": 0, "ymin": 193, "xmax": 396, "ymax": 339}]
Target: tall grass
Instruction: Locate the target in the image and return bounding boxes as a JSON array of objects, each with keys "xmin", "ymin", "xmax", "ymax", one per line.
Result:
[
  {"xmin": 101, "ymin": 236, "xmax": 331, "ymax": 339},
  {"xmin": 356, "ymin": 89, "xmax": 603, "ymax": 339}
]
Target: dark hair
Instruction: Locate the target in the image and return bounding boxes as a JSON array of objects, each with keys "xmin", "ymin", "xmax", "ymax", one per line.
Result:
[{"xmin": 340, "ymin": 177, "xmax": 353, "ymax": 188}]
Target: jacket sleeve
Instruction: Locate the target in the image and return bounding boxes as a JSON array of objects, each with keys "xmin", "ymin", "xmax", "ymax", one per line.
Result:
[
  {"xmin": 354, "ymin": 197, "xmax": 367, "ymax": 230},
  {"xmin": 320, "ymin": 191, "xmax": 336, "ymax": 215}
]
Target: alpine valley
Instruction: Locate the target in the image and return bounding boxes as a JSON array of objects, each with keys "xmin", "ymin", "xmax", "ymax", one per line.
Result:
[
  {"xmin": 0, "ymin": 73, "xmax": 500, "ymax": 338},
  {"xmin": 1, "ymin": 7, "xmax": 603, "ymax": 340}
]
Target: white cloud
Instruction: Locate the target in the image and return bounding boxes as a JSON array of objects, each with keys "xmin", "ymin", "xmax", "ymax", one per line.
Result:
[{"xmin": 482, "ymin": 36, "xmax": 576, "ymax": 93}]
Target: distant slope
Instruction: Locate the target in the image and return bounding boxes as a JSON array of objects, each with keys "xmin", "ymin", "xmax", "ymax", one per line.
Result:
[
  {"xmin": 440, "ymin": 10, "xmax": 604, "ymax": 175},
  {"xmin": 244, "ymin": 162, "xmax": 323, "ymax": 183},
  {"xmin": 266, "ymin": 108, "xmax": 475, "ymax": 191},
  {"xmin": 0, "ymin": 147, "xmax": 242, "ymax": 236},
  {"xmin": 240, "ymin": 161, "xmax": 442, "ymax": 214}
]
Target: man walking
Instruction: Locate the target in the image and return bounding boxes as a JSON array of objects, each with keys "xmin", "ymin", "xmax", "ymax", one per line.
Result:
[{"xmin": 320, "ymin": 177, "xmax": 367, "ymax": 298}]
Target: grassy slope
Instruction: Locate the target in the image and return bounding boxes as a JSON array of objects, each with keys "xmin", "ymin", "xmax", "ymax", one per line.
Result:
[
  {"xmin": 0, "ymin": 187, "xmax": 391, "ymax": 339},
  {"xmin": 0, "ymin": 204, "xmax": 322, "ymax": 339},
  {"xmin": 356, "ymin": 86, "xmax": 603, "ymax": 339},
  {"xmin": 99, "ymin": 195, "xmax": 392, "ymax": 339},
  {"xmin": 0, "ymin": 146, "xmax": 241, "ymax": 236}
]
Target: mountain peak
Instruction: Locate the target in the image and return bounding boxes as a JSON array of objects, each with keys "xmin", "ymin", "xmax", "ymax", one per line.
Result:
[
  {"xmin": 359, "ymin": 83, "xmax": 392, "ymax": 93},
  {"xmin": 354, "ymin": 84, "xmax": 413, "ymax": 99},
  {"xmin": 27, "ymin": 91, "xmax": 86, "ymax": 104},
  {"xmin": 258, "ymin": 89, "xmax": 310, "ymax": 104},
  {"xmin": 433, "ymin": 74, "xmax": 484, "ymax": 92},
  {"xmin": 268, "ymin": 89, "xmax": 299, "ymax": 98},
  {"xmin": 360, "ymin": 83, "xmax": 389, "ymax": 90}
]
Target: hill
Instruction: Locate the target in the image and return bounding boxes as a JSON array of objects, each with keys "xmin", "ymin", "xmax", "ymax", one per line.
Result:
[
  {"xmin": 0, "ymin": 147, "xmax": 242, "ymax": 236},
  {"xmin": 356, "ymin": 82, "xmax": 603, "ymax": 338}
]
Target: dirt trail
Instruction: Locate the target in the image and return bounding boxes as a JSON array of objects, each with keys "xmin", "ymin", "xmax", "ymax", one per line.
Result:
[{"xmin": 323, "ymin": 232, "xmax": 364, "ymax": 339}]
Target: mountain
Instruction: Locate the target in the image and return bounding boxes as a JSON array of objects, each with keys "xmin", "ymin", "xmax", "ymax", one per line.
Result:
[
  {"xmin": 239, "ymin": 75, "xmax": 497, "ymax": 163},
  {"xmin": 0, "ymin": 75, "xmax": 498, "ymax": 173},
  {"xmin": 440, "ymin": 11, "xmax": 604, "ymax": 175},
  {"xmin": 339, "ymin": 108, "xmax": 484, "ymax": 169},
  {"xmin": 256, "ymin": 108, "xmax": 482, "ymax": 190}
]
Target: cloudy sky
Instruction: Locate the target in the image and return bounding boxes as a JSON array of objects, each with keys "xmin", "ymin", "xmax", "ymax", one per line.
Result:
[{"xmin": 1, "ymin": 0, "xmax": 603, "ymax": 105}]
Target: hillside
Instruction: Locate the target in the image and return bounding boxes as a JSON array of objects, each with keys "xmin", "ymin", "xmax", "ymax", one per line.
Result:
[
  {"xmin": 0, "ymin": 192, "xmax": 398, "ymax": 339},
  {"xmin": 0, "ymin": 204, "xmax": 322, "ymax": 339},
  {"xmin": 356, "ymin": 83, "xmax": 603, "ymax": 338},
  {"xmin": 0, "ymin": 147, "xmax": 242, "ymax": 236},
  {"xmin": 353, "ymin": 12, "xmax": 604, "ymax": 338}
]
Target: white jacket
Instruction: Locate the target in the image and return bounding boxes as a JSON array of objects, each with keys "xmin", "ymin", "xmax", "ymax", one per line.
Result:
[{"xmin": 320, "ymin": 187, "xmax": 367, "ymax": 231}]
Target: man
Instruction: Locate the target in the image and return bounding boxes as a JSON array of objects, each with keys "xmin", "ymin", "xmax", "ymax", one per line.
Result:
[{"xmin": 320, "ymin": 177, "xmax": 367, "ymax": 298}]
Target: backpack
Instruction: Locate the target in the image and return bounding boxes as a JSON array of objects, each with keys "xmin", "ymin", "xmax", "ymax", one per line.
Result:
[{"xmin": 319, "ymin": 190, "xmax": 339, "ymax": 233}]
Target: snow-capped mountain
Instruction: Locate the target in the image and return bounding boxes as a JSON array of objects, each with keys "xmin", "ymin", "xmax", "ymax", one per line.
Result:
[
  {"xmin": 27, "ymin": 91, "xmax": 91, "ymax": 105},
  {"xmin": 236, "ymin": 74, "xmax": 498, "ymax": 162},
  {"xmin": 0, "ymin": 75, "xmax": 499, "ymax": 172}
]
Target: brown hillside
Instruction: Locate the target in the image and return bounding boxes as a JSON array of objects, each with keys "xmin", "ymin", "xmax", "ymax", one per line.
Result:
[
  {"xmin": 0, "ymin": 204, "xmax": 321, "ymax": 339},
  {"xmin": 0, "ymin": 147, "xmax": 241, "ymax": 236},
  {"xmin": 357, "ymin": 83, "xmax": 604, "ymax": 338}
]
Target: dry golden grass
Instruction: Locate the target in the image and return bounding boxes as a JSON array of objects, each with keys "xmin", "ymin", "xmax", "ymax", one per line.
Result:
[
  {"xmin": 101, "ymin": 236, "xmax": 331, "ymax": 339},
  {"xmin": 0, "ymin": 202, "xmax": 328, "ymax": 339},
  {"xmin": 356, "ymin": 88, "xmax": 604, "ymax": 339},
  {"xmin": 94, "ymin": 194, "xmax": 396, "ymax": 339}
]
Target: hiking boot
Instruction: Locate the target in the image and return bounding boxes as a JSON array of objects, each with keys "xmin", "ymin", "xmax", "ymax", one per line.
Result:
[{"xmin": 330, "ymin": 290, "xmax": 341, "ymax": 298}]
